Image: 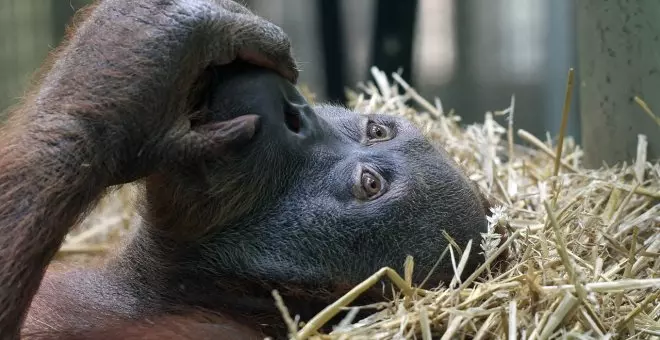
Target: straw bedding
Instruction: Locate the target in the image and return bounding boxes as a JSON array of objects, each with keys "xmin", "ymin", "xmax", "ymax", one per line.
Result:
[{"xmin": 57, "ymin": 67, "xmax": 660, "ymax": 339}]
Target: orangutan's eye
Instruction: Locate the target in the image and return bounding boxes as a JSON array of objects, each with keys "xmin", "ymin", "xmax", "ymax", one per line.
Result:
[
  {"xmin": 353, "ymin": 167, "xmax": 388, "ymax": 201},
  {"xmin": 366, "ymin": 122, "xmax": 391, "ymax": 141}
]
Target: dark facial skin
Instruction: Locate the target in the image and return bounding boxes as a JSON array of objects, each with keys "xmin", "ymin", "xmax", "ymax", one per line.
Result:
[{"xmin": 190, "ymin": 63, "xmax": 489, "ymax": 288}]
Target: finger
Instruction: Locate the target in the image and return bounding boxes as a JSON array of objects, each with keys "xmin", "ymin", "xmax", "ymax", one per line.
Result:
[
  {"xmin": 198, "ymin": 7, "xmax": 298, "ymax": 82},
  {"xmin": 163, "ymin": 114, "xmax": 261, "ymax": 165},
  {"xmin": 238, "ymin": 47, "xmax": 299, "ymax": 85},
  {"xmin": 229, "ymin": 14, "xmax": 299, "ymax": 83},
  {"xmin": 193, "ymin": 114, "xmax": 261, "ymax": 149}
]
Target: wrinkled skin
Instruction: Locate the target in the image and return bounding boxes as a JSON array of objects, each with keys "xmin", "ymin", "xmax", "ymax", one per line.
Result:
[
  {"xmin": 22, "ymin": 63, "xmax": 490, "ymax": 339},
  {"xmin": 0, "ymin": 0, "xmax": 296, "ymax": 338}
]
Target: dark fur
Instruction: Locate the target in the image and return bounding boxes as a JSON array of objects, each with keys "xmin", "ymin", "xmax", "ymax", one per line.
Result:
[{"xmin": 0, "ymin": 1, "xmax": 296, "ymax": 339}]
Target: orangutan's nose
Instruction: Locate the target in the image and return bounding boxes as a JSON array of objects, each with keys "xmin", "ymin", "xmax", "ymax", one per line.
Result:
[
  {"xmin": 284, "ymin": 104, "xmax": 302, "ymax": 134},
  {"xmin": 282, "ymin": 101, "xmax": 331, "ymax": 143}
]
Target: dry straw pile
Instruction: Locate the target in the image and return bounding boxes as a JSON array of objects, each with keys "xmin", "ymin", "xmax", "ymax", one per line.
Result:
[{"xmin": 58, "ymin": 67, "xmax": 660, "ymax": 339}]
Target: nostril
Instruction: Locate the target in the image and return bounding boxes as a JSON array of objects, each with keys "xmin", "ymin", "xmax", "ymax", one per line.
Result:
[{"xmin": 284, "ymin": 108, "xmax": 301, "ymax": 133}]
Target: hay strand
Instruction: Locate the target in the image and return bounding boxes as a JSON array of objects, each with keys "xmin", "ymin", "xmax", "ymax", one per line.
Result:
[
  {"xmin": 634, "ymin": 96, "xmax": 660, "ymax": 127},
  {"xmin": 552, "ymin": 68, "xmax": 575, "ymax": 203}
]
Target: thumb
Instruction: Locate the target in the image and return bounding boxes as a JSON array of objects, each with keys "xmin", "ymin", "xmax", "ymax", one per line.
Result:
[{"xmin": 194, "ymin": 114, "xmax": 261, "ymax": 152}]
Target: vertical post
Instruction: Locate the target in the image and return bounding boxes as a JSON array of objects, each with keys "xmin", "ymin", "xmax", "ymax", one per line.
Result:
[
  {"xmin": 318, "ymin": 0, "xmax": 346, "ymax": 103},
  {"xmin": 577, "ymin": 0, "xmax": 660, "ymax": 167},
  {"xmin": 370, "ymin": 0, "xmax": 418, "ymax": 83}
]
